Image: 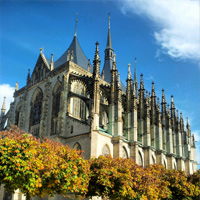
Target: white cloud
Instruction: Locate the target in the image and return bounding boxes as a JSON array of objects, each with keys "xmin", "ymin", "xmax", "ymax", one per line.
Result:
[
  {"xmin": 120, "ymin": 0, "xmax": 200, "ymax": 61},
  {"xmin": 193, "ymin": 130, "xmax": 200, "ymax": 142},
  {"xmin": 0, "ymin": 84, "xmax": 15, "ymax": 114}
]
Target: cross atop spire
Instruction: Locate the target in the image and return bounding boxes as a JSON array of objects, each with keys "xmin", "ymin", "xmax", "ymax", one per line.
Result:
[{"xmin": 74, "ymin": 13, "xmax": 78, "ymax": 36}]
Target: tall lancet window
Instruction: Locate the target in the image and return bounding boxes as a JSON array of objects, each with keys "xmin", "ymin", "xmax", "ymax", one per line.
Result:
[
  {"xmin": 30, "ymin": 90, "xmax": 43, "ymax": 126},
  {"xmin": 15, "ymin": 103, "xmax": 22, "ymax": 126},
  {"xmin": 51, "ymin": 84, "xmax": 62, "ymax": 135},
  {"xmin": 70, "ymin": 81, "xmax": 89, "ymax": 120},
  {"xmin": 52, "ymin": 85, "xmax": 61, "ymax": 117}
]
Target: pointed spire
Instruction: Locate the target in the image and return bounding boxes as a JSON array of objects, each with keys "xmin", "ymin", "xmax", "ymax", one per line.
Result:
[
  {"xmin": 151, "ymin": 81, "xmax": 156, "ymax": 96},
  {"xmin": 15, "ymin": 81, "xmax": 18, "ymax": 91},
  {"xmin": 74, "ymin": 13, "xmax": 78, "ymax": 36},
  {"xmin": 127, "ymin": 63, "xmax": 132, "ymax": 79},
  {"xmin": 40, "ymin": 48, "xmax": 43, "ymax": 54},
  {"xmin": 140, "ymin": 73, "xmax": 144, "ymax": 89},
  {"xmin": 93, "ymin": 41, "xmax": 101, "ymax": 78},
  {"xmin": 187, "ymin": 117, "xmax": 190, "ymax": 127},
  {"xmin": 157, "ymin": 97, "xmax": 160, "ymax": 109},
  {"xmin": 134, "ymin": 58, "xmax": 137, "ymax": 83},
  {"xmin": 106, "ymin": 13, "xmax": 112, "ymax": 49},
  {"xmin": 171, "ymin": 95, "xmax": 175, "ymax": 109},
  {"xmin": 162, "ymin": 89, "xmax": 166, "ymax": 103},
  {"xmin": 1, "ymin": 97, "xmax": 6, "ymax": 116}
]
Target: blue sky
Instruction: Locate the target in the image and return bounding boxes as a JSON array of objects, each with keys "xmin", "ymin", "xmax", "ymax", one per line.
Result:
[{"xmin": 0, "ymin": 0, "xmax": 199, "ymax": 168}]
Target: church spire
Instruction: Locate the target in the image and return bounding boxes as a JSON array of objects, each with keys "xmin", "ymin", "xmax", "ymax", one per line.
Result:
[
  {"xmin": 106, "ymin": 13, "xmax": 112, "ymax": 49},
  {"xmin": 101, "ymin": 13, "xmax": 114, "ymax": 83}
]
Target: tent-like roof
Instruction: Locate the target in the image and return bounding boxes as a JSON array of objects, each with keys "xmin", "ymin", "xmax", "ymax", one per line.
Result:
[{"xmin": 54, "ymin": 35, "xmax": 92, "ymax": 72}]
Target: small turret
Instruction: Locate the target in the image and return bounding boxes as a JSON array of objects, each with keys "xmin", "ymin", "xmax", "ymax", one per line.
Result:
[{"xmin": 1, "ymin": 97, "xmax": 6, "ymax": 117}]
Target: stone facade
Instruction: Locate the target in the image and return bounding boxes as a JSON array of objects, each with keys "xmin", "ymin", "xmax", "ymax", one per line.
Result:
[{"xmin": 0, "ymin": 18, "xmax": 197, "ymax": 199}]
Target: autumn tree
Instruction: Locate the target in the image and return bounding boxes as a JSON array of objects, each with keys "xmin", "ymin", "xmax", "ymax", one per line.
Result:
[
  {"xmin": 164, "ymin": 169, "xmax": 200, "ymax": 200},
  {"xmin": 87, "ymin": 155, "xmax": 140, "ymax": 200},
  {"xmin": 0, "ymin": 126, "xmax": 90, "ymax": 199}
]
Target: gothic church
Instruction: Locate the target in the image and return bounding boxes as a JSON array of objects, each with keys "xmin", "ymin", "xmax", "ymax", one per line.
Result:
[{"xmin": 0, "ymin": 17, "xmax": 197, "ymax": 178}]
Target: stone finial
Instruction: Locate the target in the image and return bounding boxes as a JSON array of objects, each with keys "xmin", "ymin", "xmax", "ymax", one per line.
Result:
[
  {"xmin": 50, "ymin": 53, "xmax": 54, "ymax": 71},
  {"xmin": 187, "ymin": 117, "xmax": 190, "ymax": 126},
  {"xmin": 140, "ymin": 73, "xmax": 144, "ymax": 89},
  {"xmin": 15, "ymin": 81, "xmax": 19, "ymax": 91},
  {"xmin": 162, "ymin": 89, "xmax": 166, "ymax": 103},
  {"xmin": 117, "ymin": 73, "xmax": 121, "ymax": 88},
  {"xmin": 40, "ymin": 48, "xmax": 43, "ymax": 54},
  {"xmin": 133, "ymin": 82, "xmax": 136, "ymax": 96},
  {"xmin": 151, "ymin": 82, "xmax": 156, "ymax": 96},
  {"xmin": 127, "ymin": 63, "xmax": 132, "ymax": 79},
  {"xmin": 88, "ymin": 59, "xmax": 90, "ymax": 72},
  {"xmin": 113, "ymin": 53, "xmax": 116, "ymax": 62},
  {"xmin": 67, "ymin": 48, "xmax": 70, "ymax": 61}
]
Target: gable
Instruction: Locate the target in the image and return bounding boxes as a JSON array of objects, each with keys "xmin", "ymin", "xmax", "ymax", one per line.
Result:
[{"xmin": 27, "ymin": 54, "xmax": 51, "ymax": 87}]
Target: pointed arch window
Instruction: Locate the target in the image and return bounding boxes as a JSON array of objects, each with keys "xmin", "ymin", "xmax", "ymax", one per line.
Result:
[
  {"xmin": 30, "ymin": 90, "xmax": 43, "ymax": 126},
  {"xmin": 15, "ymin": 104, "xmax": 22, "ymax": 126},
  {"xmin": 52, "ymin": 85, "xmax": 61, "ymax": 117},
  {"xmin": 51, "ymin": 84, "xmax": 62, "ymax": 135},
  {"xmin": 102, "ymin": 111, "xmax": 108, "ymax": 129},
  {"xmin": 138, "ymin": 151, "xmax": 143, "ymax": 166},
  {"xmin": 122, "ymin": 147, "xmax": 128, "ymax": 159},
  {"xmin": 102, "ymin": 144, "xmax": 110, "ymax": 156},
  {"xmin": 73, "ymin": 142, "xmax": 81, "ymax": 151},
  {"xmin": 70, "ymin": 81, "xmax": 89, "ymax": 120}
]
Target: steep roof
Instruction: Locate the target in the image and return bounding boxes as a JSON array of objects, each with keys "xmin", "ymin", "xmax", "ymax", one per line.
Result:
[{"xmin": 54, "ymin": 35, "xmax": 92, "ymax": 72}]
